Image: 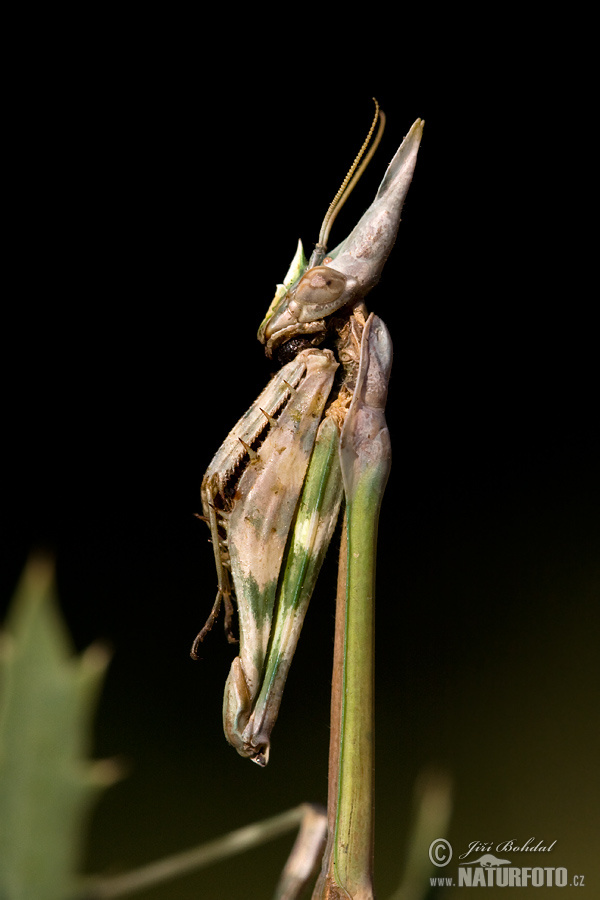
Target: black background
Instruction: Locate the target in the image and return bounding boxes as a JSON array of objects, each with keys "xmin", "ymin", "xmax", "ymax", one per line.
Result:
[{"xmin": 2, "ymin": 16, "xmax": 598, "ymax": 898}]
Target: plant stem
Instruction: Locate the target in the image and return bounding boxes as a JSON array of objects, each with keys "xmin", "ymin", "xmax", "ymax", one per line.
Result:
[
  {"xmin": 313, "ymin": 314, "xmax": 392, "ymax": 899},
  {"xmin": 86, "ymin": 804, "xmax": 323, "ymax": 899}
]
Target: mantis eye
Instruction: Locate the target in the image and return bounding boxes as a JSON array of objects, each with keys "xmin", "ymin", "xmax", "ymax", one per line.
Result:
[
  {"xmin": 292, "ymin": 266, "xmax": 347, "ymax": 310},
  {"xmin": 263, "ymin": 264, "xmax": 356, "ymax": 345}
]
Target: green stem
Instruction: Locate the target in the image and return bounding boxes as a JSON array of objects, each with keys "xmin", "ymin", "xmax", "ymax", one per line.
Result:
[
  {"xmin": 332, "ymin": 478, "xmax": 381, "ymax": 894},
  {"xmin": 313, "ymin": 314, "xmax": 392, "ymax": 899},
  {"xmin": 386, "ymin": 769, "xmax": 453, "ymax": 900}
]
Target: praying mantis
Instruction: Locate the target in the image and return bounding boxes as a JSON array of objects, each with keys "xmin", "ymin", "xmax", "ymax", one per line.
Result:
[{"xmin": 193, "ymin": 102, "xmax": 424, "ymax": 777}]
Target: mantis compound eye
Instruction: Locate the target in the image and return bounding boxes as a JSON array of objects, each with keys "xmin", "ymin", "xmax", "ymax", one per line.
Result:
[
  {"xmin": 262, "ymin": 265, "xmax": 358, "ymax": 346},
  {"xmin": 292, "ymin": 266, "xmax": 347, "ymax": 312}
]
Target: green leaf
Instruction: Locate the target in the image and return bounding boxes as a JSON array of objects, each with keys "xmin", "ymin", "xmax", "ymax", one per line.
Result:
[{"xmin": 0, "ymin": 556, "xmax": 119, "ymax": 900}]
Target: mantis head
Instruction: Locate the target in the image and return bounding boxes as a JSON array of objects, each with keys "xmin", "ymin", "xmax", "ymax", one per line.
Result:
[{"xmin": 257, "ymin": 111, "xmax": 424, "ymax": 360}]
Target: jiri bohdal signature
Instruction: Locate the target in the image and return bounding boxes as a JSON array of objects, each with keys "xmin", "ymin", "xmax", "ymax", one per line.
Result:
[{"xmin": 459, "ymin": 838, "xmax": 557, "ymax": 860}]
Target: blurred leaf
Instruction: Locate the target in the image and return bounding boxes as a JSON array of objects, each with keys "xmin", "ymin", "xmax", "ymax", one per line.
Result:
[{"xmin": 0, "ymin": 556, "xmax": 119, "ymax": 900}]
